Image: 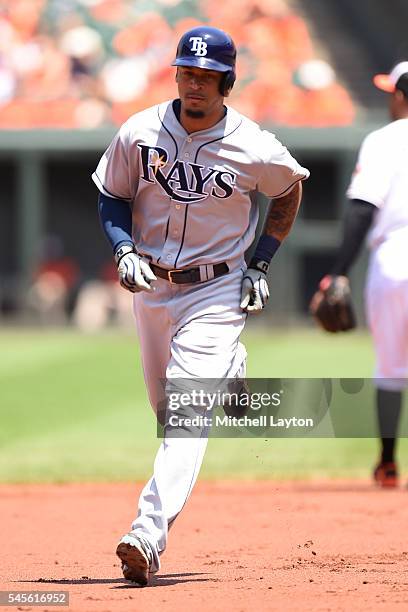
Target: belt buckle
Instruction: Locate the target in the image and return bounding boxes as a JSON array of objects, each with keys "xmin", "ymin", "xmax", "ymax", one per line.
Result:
[{"xmin": 167, "ymin": 269, "xmax": 179, "ymax": 284}]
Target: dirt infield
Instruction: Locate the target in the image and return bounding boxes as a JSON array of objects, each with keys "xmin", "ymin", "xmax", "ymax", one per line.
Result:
[{"xmin": 1, "ymin": 481, "xmax": 408, "ymax": 611}]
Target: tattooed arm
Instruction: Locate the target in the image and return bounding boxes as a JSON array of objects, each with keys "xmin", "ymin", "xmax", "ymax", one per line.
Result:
[
  {"xmin": 247, "ymin": 181, "xmax": 303, "ymax": 273},
  {"xmin": 264, "ymin": 181, "xmax": 302, "ymax": 241}
]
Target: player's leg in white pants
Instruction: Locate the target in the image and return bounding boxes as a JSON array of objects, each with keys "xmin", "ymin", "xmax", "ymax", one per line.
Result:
[
  {"xmin": 366, "ymin": 274, "xmax": 408, "ymax": 389},
  {"xmin": 365, "ymin": 269, "xmax": 408, "ymax": 470},
  {"xmin": 130, "ymin": 268, "xmax": 247, "ymax": 573}
]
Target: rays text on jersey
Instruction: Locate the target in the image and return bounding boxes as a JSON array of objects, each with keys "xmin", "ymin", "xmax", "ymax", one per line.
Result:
[{"xmin": 138, "ymin": 144, "xmax": 236, "ymax": 203}]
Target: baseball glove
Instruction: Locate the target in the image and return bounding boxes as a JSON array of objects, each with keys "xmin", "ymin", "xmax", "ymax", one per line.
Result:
[{"xmin": 309, "ymin": 275, "xmax": 356, "ymax": 333}]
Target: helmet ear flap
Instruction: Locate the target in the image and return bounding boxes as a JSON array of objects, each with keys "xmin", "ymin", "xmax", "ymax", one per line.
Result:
[{"xmin": 220, "ymin": 71, "xmax": 236, "ymax": 95}]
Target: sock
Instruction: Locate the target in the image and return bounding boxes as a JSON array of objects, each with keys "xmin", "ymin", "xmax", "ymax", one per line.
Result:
[{"xmin": 376, "ymin": 389, "xmax": 402, "ymax": 464}]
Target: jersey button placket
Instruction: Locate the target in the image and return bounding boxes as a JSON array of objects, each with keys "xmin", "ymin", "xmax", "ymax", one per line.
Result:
[
  {"xmin": 171, "ymin": 202, "xmax": 183, "ymax": 248},
  {"xmin": 161, "ymin": 201, "xmax": 184, "ymax": 267}
]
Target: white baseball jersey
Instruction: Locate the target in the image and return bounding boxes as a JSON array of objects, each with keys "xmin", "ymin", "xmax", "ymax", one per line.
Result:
[
  {"xmin": 93, "ymin": 100, "xmax": 309, "ymax": 270},
  {"xmin": 348, "ymin": 118, "xmax": 408, "ymax": 387},
  {"xmin": 347, "ymin": 118, "xmax": 408, "ymax": 279}
]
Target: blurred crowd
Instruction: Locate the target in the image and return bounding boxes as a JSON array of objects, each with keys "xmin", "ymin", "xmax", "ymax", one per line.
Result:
[
  {"xmin": 20, "ymin": 234, "xmax": 134, "ymax": 330},
  {"xmin": 0, "ymin": 0, "xmax": 355, "ymax": 128}
]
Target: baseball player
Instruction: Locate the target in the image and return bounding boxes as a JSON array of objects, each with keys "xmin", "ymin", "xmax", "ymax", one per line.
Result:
[
  {"xmin": 312, "ymin": 61, "xmax": 408, "ymax": 488},
  {"xmin": 93, "ymin": 25, "xmax": 309, "ymax": 585}
]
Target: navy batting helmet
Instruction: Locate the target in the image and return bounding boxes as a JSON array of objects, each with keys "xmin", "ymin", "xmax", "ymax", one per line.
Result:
[{"xmin": 172, "ymin": 26, "xmax": 236, "ymax": 95}]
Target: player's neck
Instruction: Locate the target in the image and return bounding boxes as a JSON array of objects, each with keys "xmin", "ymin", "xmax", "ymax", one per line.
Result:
[{"xmin": 179, "ymin": 106, "xmax": 226, "ymax": 134}]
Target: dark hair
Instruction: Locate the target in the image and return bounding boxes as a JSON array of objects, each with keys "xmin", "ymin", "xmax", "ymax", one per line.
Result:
[{"xmin": 396, "ymin": 73, "xmax": 408, "ymax": 98}]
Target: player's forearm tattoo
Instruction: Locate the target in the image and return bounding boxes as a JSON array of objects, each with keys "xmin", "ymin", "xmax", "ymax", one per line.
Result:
[{"xmin": 264, "ymin": 182, "xmax": 302, "ymax": 242}]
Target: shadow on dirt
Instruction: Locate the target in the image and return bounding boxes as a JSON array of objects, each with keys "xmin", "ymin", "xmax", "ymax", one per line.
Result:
[{"xmin": 17, "ymin": 572, "xmax": 215, "ymax": 588}]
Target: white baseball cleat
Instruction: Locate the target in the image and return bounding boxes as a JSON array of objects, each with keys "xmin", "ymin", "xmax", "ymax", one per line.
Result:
[{"xmin": 116, "ymin": 532, "xmax": 153, "ymax": 586}]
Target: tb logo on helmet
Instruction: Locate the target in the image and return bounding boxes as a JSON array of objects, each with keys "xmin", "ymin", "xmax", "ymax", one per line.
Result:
[{"xmin": 189, "ymin": 37, "xmax": 208, "ymax": 57}]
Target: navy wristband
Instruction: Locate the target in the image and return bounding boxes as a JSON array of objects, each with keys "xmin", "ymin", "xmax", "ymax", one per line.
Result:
[{"xmin": 249, "ymin": 235, "xmax": 281, "ymax": 272}]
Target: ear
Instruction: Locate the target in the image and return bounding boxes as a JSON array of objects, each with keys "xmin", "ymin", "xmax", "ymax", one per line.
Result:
[
  {"xmin": 395, "ymin": 89, "xmax": 405, "ymax": 103},
  {"xmin": 175, "ymin": 68, "xmax": 180, "ymax": 83}
]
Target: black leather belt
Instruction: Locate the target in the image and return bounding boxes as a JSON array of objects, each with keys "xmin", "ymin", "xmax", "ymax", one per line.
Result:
[{"xmin": 150, "ymin": 262, "xmax": 229, "ymax": 284}]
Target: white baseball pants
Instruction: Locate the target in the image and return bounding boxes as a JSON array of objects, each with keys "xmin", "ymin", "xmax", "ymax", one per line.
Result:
[
  {"xmin": 366, "ymin": 250, "xmax": 408, "ymax": 391},
  {"xmin": 129, "ymin": 267, "xmax": 247, "ymax": 572}
]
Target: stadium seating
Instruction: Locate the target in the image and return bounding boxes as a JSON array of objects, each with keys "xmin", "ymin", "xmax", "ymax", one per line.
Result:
[{"xmin": 0, "ymin": 0, "xmax": 355, "ymax": 128}]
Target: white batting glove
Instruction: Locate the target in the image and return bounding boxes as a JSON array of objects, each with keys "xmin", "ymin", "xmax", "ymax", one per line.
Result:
[
  {"xmin": 115, "ymin": 245, "xmax": 157, "ymax": 293},
  {"xmin": 240, "ymin": 268, "xmax": 269, "ymax": 313}
]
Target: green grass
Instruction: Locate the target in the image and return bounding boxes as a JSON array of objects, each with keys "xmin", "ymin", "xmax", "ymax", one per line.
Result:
[{"xmin": 1, "ymin": 326, "xmax": 407, "ymax": 483}]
